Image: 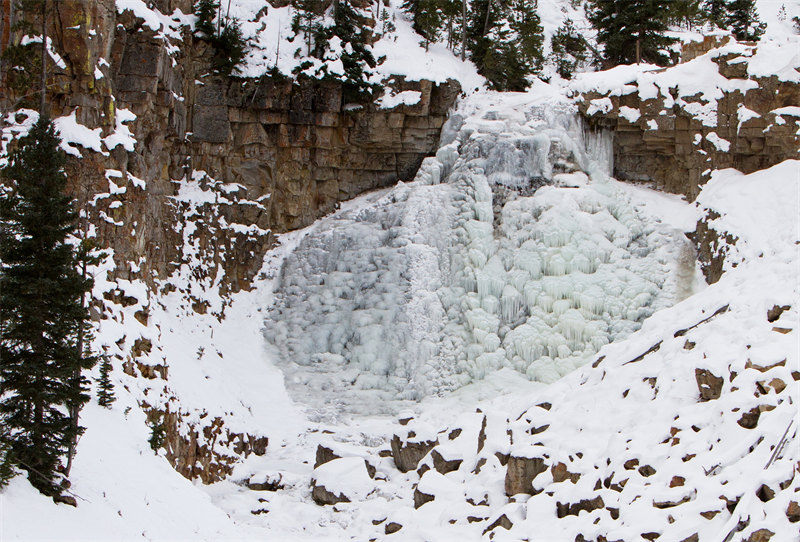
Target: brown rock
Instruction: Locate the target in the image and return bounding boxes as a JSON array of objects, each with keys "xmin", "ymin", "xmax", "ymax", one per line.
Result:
[
  {"xmin": 556, "ymin": 496, "xmax": 605, "ymax": 518},
  {"xmin": 767, "ymin": 304, "xmax": 790, "ymax": 322},
  {"xmin": 311, "ymin": 481, "xmax": 350, "ymax": 506},
  {"xmin": 695, "ymin": 368, "xmax": 724, "ymax": 401},
  {"xmin": 385, "ymin": 522, "xmax": 402, "ymax": 534},
  {"xmin": 431, "ymin": 449, "xmax": 462, "ymax": 475},
  {"xmin": 738, "ymin": 407, "xmax": 761, "ymax": 429},
  {"xmin": 786, "ymin": 500, "xmax": 800, "ymax": 523},
  {"xmin": 391, "ymin": 434, "xmax": 437, "ymax": 473},
  {"xmin": 552, "ymin": 462, "xmax": 581, "ymax": 484},
  {"xmin": 413, "ymin": 487, "xmax": 435, "ymax": 509},
  {"xmin": 482, "ymin": 514, "xmax": 513, "ymax": 535},
  {"xmin": 504, "ymin": 455, "xmax": 547, "ymax": 496},
  {"xmin": 314, "ymin": 444, "xmax": 340, "ymax": 468},
  {"xmin": 746, "ymin": 529, "xmax": 774, "ymax": 542}
]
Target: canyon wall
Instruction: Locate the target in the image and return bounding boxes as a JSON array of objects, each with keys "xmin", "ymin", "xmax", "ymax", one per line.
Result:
[
  {"xmin": 0, "ymin": 0, "xmax": 458, "ymax": 483},
  {"xmin": 577, "ymin": 36, "xmax": 800, "ymax": 282}
]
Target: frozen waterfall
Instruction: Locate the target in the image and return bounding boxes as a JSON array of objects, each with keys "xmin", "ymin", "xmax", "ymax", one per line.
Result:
[{"xmin": 264, "ymin": 96, "xmax": 696, "ymax": 418}]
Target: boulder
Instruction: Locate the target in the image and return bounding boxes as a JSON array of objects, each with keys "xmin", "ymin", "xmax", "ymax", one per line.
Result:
[
  {"xmin": 695, "ymin": 368, "xmax": 724, "ymax": 401},
  {"xmin": 504, "ymin": 455, "xmax": 547, "ymax": 496},
  {"xmin": 310, "ymin": 457, "xmax": 374, "ymax": 506},
  {"xmin": 391, "ymin": 433, "xmax": 438, "ymax": 473}
]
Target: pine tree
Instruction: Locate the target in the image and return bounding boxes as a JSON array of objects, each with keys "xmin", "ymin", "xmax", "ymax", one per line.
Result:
[
  {"xmin": 466, "ymin": 0, "xmax": 544, "ymax": 90},
  {"xmin": 550, "ymin": 17, "xmax": 590, "ymax": 79},
  {"xmin": 587, "ymin": 0, "xmax": 677, "ymax": 66},
  {"xmin": 726, "ymin": 0, "xmax": 766, "ymax": 41},
  {"xmin": 96, "ymin": 354, "xmax": 115, "ymax": 408},
  {"xmin": 193, "ymin": 0, "xmax": 248, "ymax": 75},
  {"xmin": 0, "ymin": 116, "xmax": 95, "ymax": 496},
  {"xmin": 702, "ymin": 0, "xmax": 728, "ymax": 27},
  {"xmin": 402, "ymin": 0, "xmax": 444, "ymax": 49},
  {"xmin": 292, "ymin": 0, "xmax": 323, "ymax": 57},
  {"xmin": 194, "ymin": 0, "xmax": 219, "ymax": 38},
  {"xmin": 308, "ymin": 0, "xmax": 379, "ymax": 102},
  {"xmin": 0, "ymin": 423, "xmax": 16, "ymax": 489}
]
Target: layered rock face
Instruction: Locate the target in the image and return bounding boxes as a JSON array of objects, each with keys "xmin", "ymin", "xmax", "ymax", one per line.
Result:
[
  {"xmin": 577, "ymin": 36, "xmax": 799, "ymax": 201},
  {"xmin": 0, "ymin": 0, "xmax": 458, "ymax": 483},
  {"xmin": 2, "ymin": 0, "xmax": 459, "ymax": 292}
]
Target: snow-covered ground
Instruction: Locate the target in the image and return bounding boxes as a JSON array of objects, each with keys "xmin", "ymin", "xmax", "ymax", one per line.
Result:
[{"xmin": 2, "ymin": 1, "xmax": 799, "ymax": 539}]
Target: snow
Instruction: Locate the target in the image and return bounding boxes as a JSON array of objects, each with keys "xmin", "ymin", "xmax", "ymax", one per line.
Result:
[
  {"xmin": 376, "ymin": 90, "xmax": 422, "ymax": 109},
  {"xmin": 53, "ymin": 111, "xmax": 105, "ymax": 157},
  {"xmin": 2, "ymin": 2, "xmax": 799, "ymax": 540},
  {"xmin": 695, "ymin": 160, "xmax": 800, "ymax": 266},
  {"xmin": 312, "ymin": 457, "xmax": 374, "ymax": 501}
]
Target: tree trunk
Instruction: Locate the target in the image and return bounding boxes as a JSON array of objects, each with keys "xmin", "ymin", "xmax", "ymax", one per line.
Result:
[
  {"xmin": 636, "ymin": 37, "xmax": 641, "ymax": 64},
  {"xmin": 483, "ymin": 0, "xmax": 492, "ymax": 35},
  {"xmin": 461, "ymin": 0, "xmax": 467, "ymax": 60},
  {"xmin": 40, "ymin": 0, "xmax": 46, "ymax": 115}
]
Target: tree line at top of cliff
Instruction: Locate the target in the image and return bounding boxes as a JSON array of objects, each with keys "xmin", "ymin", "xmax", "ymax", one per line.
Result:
[{"xmin": 191, "ymin": 0, "xmax": 777, "ymax": 97}]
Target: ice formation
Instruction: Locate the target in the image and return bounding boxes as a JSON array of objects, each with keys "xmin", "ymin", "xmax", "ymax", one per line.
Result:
[{"xmin": 264, "ymin": 98, "xmax": 696, "ymax": 416}]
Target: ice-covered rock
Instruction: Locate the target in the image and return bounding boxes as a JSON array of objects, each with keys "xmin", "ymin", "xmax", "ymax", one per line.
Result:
[{"xmin": 264, "ymin": 96, "xmax": 696, "ymax": 415}]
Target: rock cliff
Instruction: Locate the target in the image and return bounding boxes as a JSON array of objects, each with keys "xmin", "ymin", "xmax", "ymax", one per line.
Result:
[
  {"xmin": 576, "ymin": 35, "xmax": 800, "ymax": 282},
  {"xmin": 0, "ymin": 0, "xmax": 458, "ymax": 483}
]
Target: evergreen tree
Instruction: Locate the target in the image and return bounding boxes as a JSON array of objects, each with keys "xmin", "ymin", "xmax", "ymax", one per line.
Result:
[
  {"xmin": 308, "ymin": 0, "xmax": 379, "ymax": 102},
  {"xmin": 587, "ymin": 0, "xmax": 677, "ymax": 66},
  {"xmin": 212, "ymin": 20, "xmax": 248, "ymax": 75},
  {"xmin": 726, "ymin": 0, "xmax": 766, "ymax": 41},
  {"xmin": 467, "ymin": 0, "xmax": 544, "ymax": 90},
  {"xmin": 96, "ymin": 353, "xmax": 115, "ymax": 408},
  {"xmin": 0, "ymin": 423, "xmax": 16, "ymax": 489},
  {"xmin": 550, "ymin": 17, "xmax": 590, "ymax": 79},
  {"xmin": 702, "ymin": 0, "xmax": 728, "ymax": 27},
  {"xmin": 0, "ymin": 116, "xmax": 95, "ymax": 496},
  {"xmin": 193, "ymin": 0, "xmax": 248, "ymax": 75},
  {"xmin": 194, "ymin": 0, "xmax": 218, "ymax": 38},
  {"xmin": 402, "ymin": 0, "xmax": 444, "ymax": 49},
  {"xmin": 668, "ymin": 0, "xmax": 702, "ymax": 27},
  {"xmin": 292, "ymin": 0, "xmax": 323, "ymax": 57}
]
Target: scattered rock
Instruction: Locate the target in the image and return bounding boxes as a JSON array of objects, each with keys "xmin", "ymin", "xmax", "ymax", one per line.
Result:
[
  {"xmin": 314, "ymin": 444, "xmax": 341, "ymax": 468},
  {"xmin": 556, "ymin": 496, "xmax": 605, "ymax": 518},
  {"xmin": 431, "ymin": 449, "xmax": 462, "ymax": 475},
  {"xmin": 756, "ymin": 484, "xmax": 775, "ymax": 502},
  {"xmin": 638, "ymin": 465, "xmax": 656, "ymax": 477},
  {"xmin": 413, "ymin": 487, "xmax": 435, "ymax": 509},
  {"xmin": 311, "ymin": 482, "xmax": 350, "ymax": 506},
  {"xmin": 482, "ymin": 514, "xmax": 513, "ymax": 535},
  {"xmin": 310, "ymin": 457, "xmax": 373, "ymax": 506},
  {"xmin": 786, "ymin": 500, "xmax": 800, "ymax": 523},
  {"xmin": 247, "ymin": 473, "xmax": 284, "ymax": 491},
  {"xmin": 624, "ymin": 459, "xmax": 640, "ymax": 470},
  {"xmin": 391, "ymin": 434, "xmax": 438, "ymax": 473},
  {"xmin": 385, "ymin": 522, "xmax": 402, "ymax": 534},
  {"xmin": 737, "ymin": 407, "xmax": 761, "ymax": 429},
  {"xmin": 552, "ymin": 462, "xmax": 580, "ymax": 484},
  {"xmin": 505, "ymin": 455, "xmax": 547, "ymax": 496},
  {"xmin": 52, "ymin": 494, "xmax": 77, "ymax": 507},
  {"xmin": 695, "ymin": 368, "xmax": 724, "ymax": 401},
  {"xmin": 766, "ymin": 304, "xmax": 790, "ymax": 322},
  {"xmin": 746, "ymin": 529, "xmax": 774, "ymax": 542}
]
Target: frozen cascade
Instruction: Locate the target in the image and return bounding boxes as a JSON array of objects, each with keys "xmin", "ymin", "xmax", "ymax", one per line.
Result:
[{"xmin": 264, "ymin": 96, "xmax": 695, "ymax": 418}]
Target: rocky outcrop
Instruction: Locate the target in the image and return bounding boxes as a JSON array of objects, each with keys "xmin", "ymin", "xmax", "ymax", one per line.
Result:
[
  {"xmin": 577, "ymin": 38, "xmax": 800, "ymax": 201},
  {"xmin": 0, "ymin": 0, "xmax": 458, "ymax": 485},
  {"xmin": 144, "ymin": 405, "xmax": 268, "ymax": 484}
]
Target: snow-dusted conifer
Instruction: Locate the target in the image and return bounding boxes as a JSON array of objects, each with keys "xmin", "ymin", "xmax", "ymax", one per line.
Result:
[
  {"xmin": 0, "ymin": 117, "xmax": 95, "ymax": 496},
  {"xmin": 587, "ymin": 0, "xmax": 677, "ymax": 66},
  {"xmin": 726, "ymin": 0, "xmax": 766, "ymax": 41}
]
